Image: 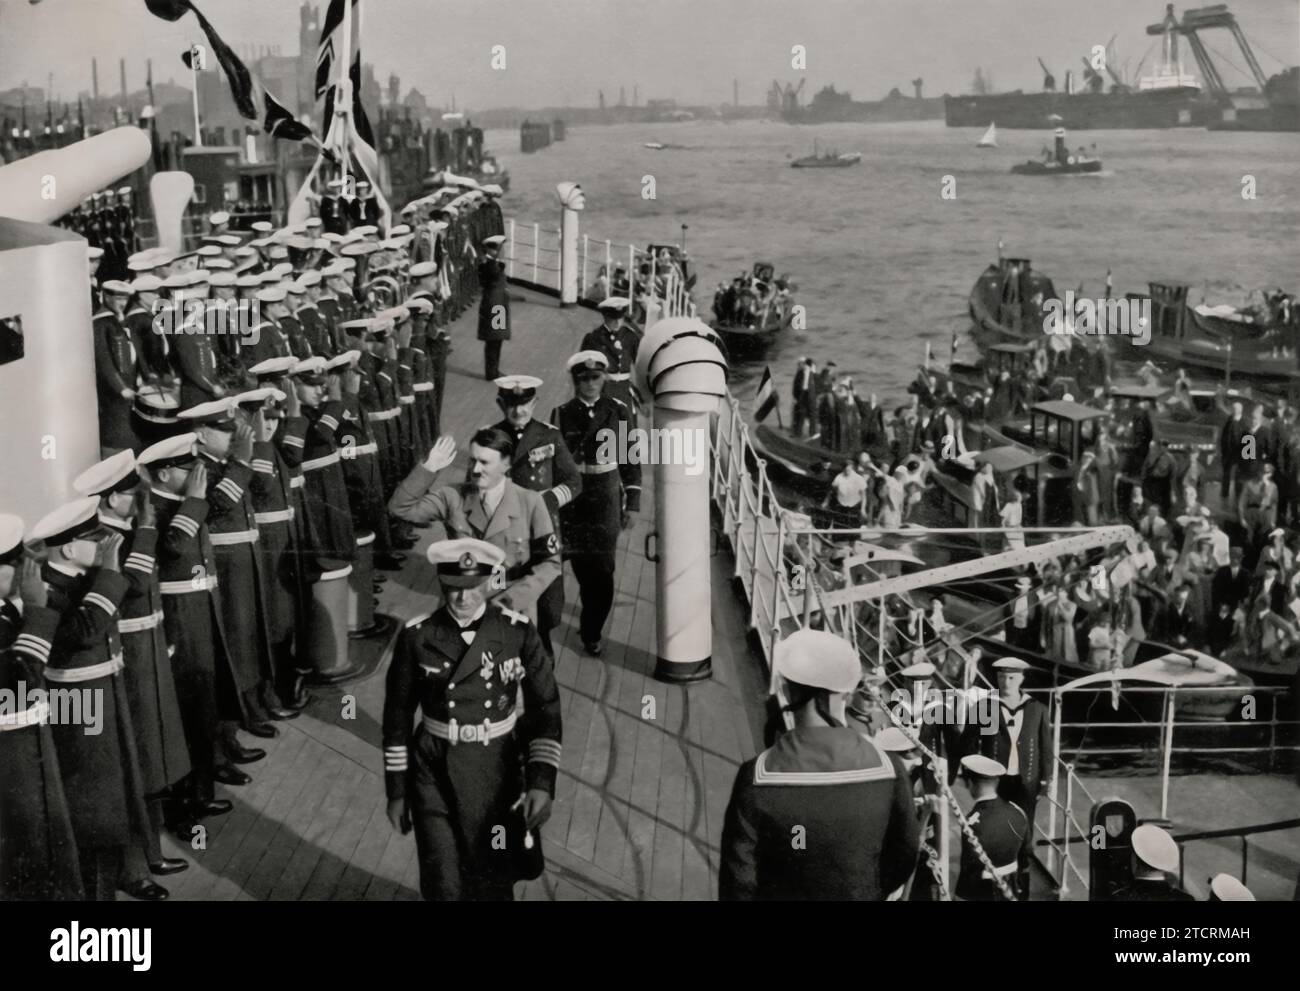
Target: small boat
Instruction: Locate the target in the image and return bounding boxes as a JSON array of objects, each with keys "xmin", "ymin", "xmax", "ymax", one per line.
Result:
[
  {"xmin": 791, "ymin": 139, "xmax": 862, "ymax": 168},
  {"xmin": 976, "ymin": 122, "xmax": 997, "ymax": 148},
  {"xmin": 1057, "ymin": 651, "xmax": 1254, "ymax": 724},
  {"xmin": 644, "ymin": 141, "xmax": 665, "ymax": 150},
  {"xmin": 711, "ymin": 262, "xmax": 796, "ymax": 356},
  {"xmin": 1012, "ymin": 125, "xmax": 1102, "ymax": 175}
]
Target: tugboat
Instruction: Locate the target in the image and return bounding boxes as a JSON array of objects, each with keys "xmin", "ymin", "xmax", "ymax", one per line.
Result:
[
  {"xmin": 710, "ymin": 263, "xmax": 797, "ymax": 356},
  {"xmin": 790, "ymin": 139, "xmax": 862, "ymax": 168},
  {"xmin": 1011, "ymin": 126, "xmax": 1102, "ymax": 174}
]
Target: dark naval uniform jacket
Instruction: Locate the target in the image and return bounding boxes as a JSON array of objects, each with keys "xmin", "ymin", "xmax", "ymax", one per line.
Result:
[
  {"xmin": 382, "ymin": 602, "xmax": 562, "ymax": 900},
  {"xmin": 551, "ymin": 395, "xmax": 642, "ymax": 556},
  {"xmin": 92, "ymin": 308, "xmax": 139, "ymax": 451},
  {"xmin": 42, "ymin": 564, "xmax": 149, "ymax": 859},
  {"xmin": 720, "ymin": 726, "xmax": 921, "ymax": 900},
  {"xmin": 580, "ymin": 323, "xmax": 640, "ymax": 414},
  {"xmin": 0, "ymin": 605, "xmax": 84, "ymax": 900},
  {"xmin": 955, "ymin": 795, "xmax": 1026, "ymax": 901},
  {"xmin": 99, "ymin": 513, "xmax": 190, "ymax": 795},
  {"xmin": 492, "ymin": 417, "xmax": 581, "ymax": 533},
  {"xmin": 1112, "ymin": 877, "xmax": 1196, "ymax": 902},
  {"xmin": 477, "ymin": 257, "xmax": 510, "ymax": 342},
  {"xmin": 959, "ymin": 694, "xmax": 1053, "ymax": 812},
  {"xmin": 389, "ymin": 469, "xmax": 562, "ymax": 618}
]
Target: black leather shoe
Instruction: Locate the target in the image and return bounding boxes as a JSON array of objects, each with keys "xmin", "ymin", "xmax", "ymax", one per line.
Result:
[
  {"xmin": 149, "ymin": 857, "xmax": 189, "ymax": 876},
  {"xmin": 214, "ymin": 764, "xmax": 252, "ymax": 785},
  {"xmin": 121, "ymin": 879, "xmax": 169, "ymax": 901},
  {"xmin": 226, "ymin": 741, "xmax": 268, "ymax": 762},
  {"xmin": 267, "ymin": 705, "xmax": 300, "ymax": 720},
  {"xmin": 373, "ymin": 573, "xmax": 389, "ymax": 583},
  {"xmin": 190, "ymin": 798, "xmax": 234, "ymax": 818},
  {"xmin": 583, "ymin": 640, "xmax": 604, "ymax": 657},
  {"xmin": 242, "ymin": 722, "xmax": 278, "ymax": 739},
  {"xmin": 375, "ymin": 553, "xmax": 406, "ymax": 571},
  {"xmin": 169, "ymin": 820, "xmax": 199, "ymax": 843}
]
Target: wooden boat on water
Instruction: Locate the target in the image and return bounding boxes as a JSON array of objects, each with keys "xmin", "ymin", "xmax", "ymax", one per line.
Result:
[
  {"xmin": 1011, "ymin": 126, "xmax": 1103, "ymax": 175},
  {"xmin": 711, "ymin": 262, "xmax": 796, "ymax": 356}
]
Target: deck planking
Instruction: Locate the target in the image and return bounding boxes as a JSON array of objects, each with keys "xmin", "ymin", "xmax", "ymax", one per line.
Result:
[{"xmin": 136, "ymin": 288, "xmax": 767, "ymax": 901}]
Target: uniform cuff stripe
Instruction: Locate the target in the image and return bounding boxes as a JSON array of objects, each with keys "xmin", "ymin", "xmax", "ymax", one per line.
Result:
[
  {"xmin": 283, "ymin": 436, "xmax": 305, "ymax": 448},
  {"xmin": 84, "ymin": 592, "xmax": 115, "ymax": 614},
  {"xmin": 13, "ymin": 634, "xmax": 52, "ymax": 661}
]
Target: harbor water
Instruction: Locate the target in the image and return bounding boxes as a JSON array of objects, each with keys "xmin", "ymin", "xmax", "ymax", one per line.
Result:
[{"xmin": 496, "ymin": 118, "xmax": 1300, "ymax": 401}]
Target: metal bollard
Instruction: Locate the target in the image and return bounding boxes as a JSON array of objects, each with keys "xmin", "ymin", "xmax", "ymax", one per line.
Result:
[
  {"xmin": 307, "ymin": 563, "xmax": 363, "ymax": 682},
  {"xmin": 348, "ymin": 530, "xmax": 382, "ymax": 637}
]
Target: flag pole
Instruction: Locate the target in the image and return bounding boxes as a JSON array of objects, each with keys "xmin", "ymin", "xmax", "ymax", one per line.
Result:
[
  {"xmin": 338, "ymin": 0, "xmax": 353, "ymax": 193},
  {"xmin": 191, "ymin": 49, "xmax": 203, "ymax": 147}
]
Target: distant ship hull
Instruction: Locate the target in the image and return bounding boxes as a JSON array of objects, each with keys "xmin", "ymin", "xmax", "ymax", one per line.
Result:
[
  {"xmin": 945, "ymin": 88, "xmax": 1216, "ymax": 129},
  {"xmin": 785, "ymin": 96, "xmax": 945, "ymax": 124}
]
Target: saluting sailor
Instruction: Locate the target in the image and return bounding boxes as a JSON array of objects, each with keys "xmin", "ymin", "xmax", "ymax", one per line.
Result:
[
  {"xmin": 580, "ymin": 297, "xmax": 640, "ymax": 416},
  {"xmin": 383, "ymin": 538, "xmax": 562, "ymax": 900},
  {"xmin": 720, "ymin": 629, "xmax": 920, "ymax": 900},
  {"xmin": 491, "ymin": 375, "xmax": 581, "ymax": 655},
  {"xmin": 1112, "ymin": 823, "xmax": 1195, "ymax": 902},
  {"xmin": 477, "ymin": 234, "xmax": 510, "ymax": 381},
  {"xmin": 551, "ymin": 351, "xmax": 641, "ymax": 656},
  {"xmin": 0, "ymin": 518, "xmax": 85, "ymax": 901}
]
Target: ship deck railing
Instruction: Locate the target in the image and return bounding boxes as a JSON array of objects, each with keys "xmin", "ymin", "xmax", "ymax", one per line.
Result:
[{"xmin": 503, "ymin": 217, "xmax": 694, "ymax": 329}]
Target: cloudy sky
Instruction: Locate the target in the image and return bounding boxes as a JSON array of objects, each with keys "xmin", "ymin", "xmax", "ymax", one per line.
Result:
[{"xmin": 1, "ymin": 0, "xmax": 1296, "ymax": 109}]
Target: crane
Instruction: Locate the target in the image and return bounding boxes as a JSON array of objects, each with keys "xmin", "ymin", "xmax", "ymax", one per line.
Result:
[
  {"xmin": 1081, "ymin": 57, "xmax": 1106, "ymax": 93},
  {"xmin": 1037, "ymin": 57, "xmax": 1056, "ymax": 92}
]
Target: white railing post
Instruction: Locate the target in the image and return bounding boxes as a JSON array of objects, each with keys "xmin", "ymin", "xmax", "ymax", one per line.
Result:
[
  {"xmin": 770, "ymin": 509, "xmax": 786, "ymax": 660},
  {"xmin": 582, "ymin": 233, "xmax": 589, "ymax": 299},
  {"xmin": 507, "ymin": 218, "xmax": 516, "ymax": 279},
  {"xmin": 604, "ymin": 239, "xmax": 612, "ymax": 283},
  {"xmin": 648, "ymin": 252, "xmax": 657, "ymax": 328},
  {"xmin": 532, "ymin": 222, "xmax": 540, "ymax": 285},
  {"xmin": 555, "ymin": 228, "xmax": 563, "ymax": 293},
  {"xmin": 628, "ymin": 243, "xmax": 636, "ymax": 312}
]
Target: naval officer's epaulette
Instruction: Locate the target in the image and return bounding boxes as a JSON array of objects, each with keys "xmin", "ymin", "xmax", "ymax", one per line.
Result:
[
  {"xmin": 405, "ymin": 612, "xmax": 433, "ymax": 629},
  {"xmin": 497, "ymin": 603, "xmax": 529, "ymax": 626}
]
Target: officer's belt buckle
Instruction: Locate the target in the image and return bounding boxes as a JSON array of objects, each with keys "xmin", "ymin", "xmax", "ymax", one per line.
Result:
[{"xmin": 458, "ymin": 723, "xmax": 484, "ymax": 744}]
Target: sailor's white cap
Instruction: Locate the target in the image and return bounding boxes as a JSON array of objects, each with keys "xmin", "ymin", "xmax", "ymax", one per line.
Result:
[
  {"xmin": 899, "ymin": 661, "xmax": 935, "ymax": 680},
  {"xmin": 960, "ymin": 754, "xmax": 1007, "ymax": 778},
  {"xmin": 325, "ymin": 350, "xmax": 361, "ymax": 371},
  {"xmin": 773, "ymin": 629, "xmax": 861, "ymax": 694},
  {"xmin": 270, "ymin": 262, "xmax": 294, "ymax": 278},
  {"xmin": 235, "ymin": 274, "xmax": 263, "ymax": 289},
  {"xmin": 404, "ymin": 296, "xmax": 435, "ymax": 314},
  {"xmin": 292, "ymin": 356, "xmax": 329, "ymax": 379},
  {"xmin": 1209, "ymin": 874, "xmax": 1254, "ymax": 901},
  {"xmin": 389, "ymin": 224, "xmax": 411, "ymax": 236},
  {"xmin": 297, "ymin": 269, "xmax": 323, "ymax": 287},
  {"xmin": 494, "ymin": 375, "xmax": 542, "ymax": 401},
  {"xmin": 205, "ymin": 258, "xmax": 234, "ymax": 271},
  {"xmin": 251, "ymin": 221, "xmax": 274, "ymax": 234},
  {"xmin": 249, "ymin": 356, "xmax": 299, "ymax": 378},
  {"xmin": 0, "ymin": 514, "xmax": 25, "ymax": 564},
  {"xmin": 27, "ymin": 497, "xmax": 101, "ymax": 547},
  {"xmin": 482, "ymin": 234, "xmax": 506, "ymax": 247},
  {"xmin": 340, "ymin": 242, "xmax": 378, "ymax": 257},
  {"xmin": 409, "ymin": 261, "xmax": 438, "ymax": 278},
  {"xmin": 256, "ymin": 286, "xmax": 288, "ymax": 304},
  {"xmin": 197, "ymin": 245, "xmax": 222, "ymax": 258},
  {"xmin": 215, "ymin": 234, "xmax": 242, "ymax": 246},
  {"xmin": 178, "ymin": 398, "xmax": 237, "ymax": 426},
  {"xmin": 597, "ymin": 296, "xmax": 630, "ymax": 312},
  {"xmin": 208, "ymin": 211, "xmax": 230, "ymax": 226},
  {"xmin": 87, "ymin": 245, "xmax": 104, "ymax": 262},
  {"xmin": 209, "ymin": 271, "xmax": 238, "ymax": 287},
  {"xmin": 352, "ymin": 224, "xmax": 379, "ymax": 238},
  {"xmin": 73, "ymin": 449, "xmax": 138, "ymax": 498},
  {"xmin": 1131, "ymin": 824, "xmax": 1180, "ymax": 873},
  {"xmin": 130, "ymin": 275, "xmax": 164, "ymax": 293},
  {"xmin": 232, "ymin": 387, "xmax": 286, "ymax": 407},
  {"xmin": 101, "ymin": 279, "xmax": 134, "ymax": 296},
  {"xmin": 993, "ymin": 657, "xmax": 1031, "ymax": 672},
  {"xmin": 567, "ymin": 350, "xmax": 609, "ymax": 373},
  {"xmin": 137, "ymin": 432, "xmax": 200, "ymax": 469}
]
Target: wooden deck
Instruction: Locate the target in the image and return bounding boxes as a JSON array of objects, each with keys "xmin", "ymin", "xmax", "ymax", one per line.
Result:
[{"xmin": 149, "ymin": 288, "xmax": 771, "ymax": 901}]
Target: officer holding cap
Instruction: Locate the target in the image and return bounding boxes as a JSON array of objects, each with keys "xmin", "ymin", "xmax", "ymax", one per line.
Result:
[
  {"xmin": 720, "ymin": 629, "xmax": 919, "ymax": 900},
  {"xmin": 1113, "ymin": 823, "xmax": 1194, "ymax": 901},
  {"xmin": 491, "ymin": 375, "xmax": 580, "ymax": 655},
  {"xmin": 382, "ymin": 538, "xmax": 562, "ymax": 900},
  {"xmin": 955, "ymin": 754, "xmax": 1026, "ymax": 901}
]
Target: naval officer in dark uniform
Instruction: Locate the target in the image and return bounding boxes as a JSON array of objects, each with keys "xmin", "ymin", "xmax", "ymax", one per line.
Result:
[
  {"xmin": 580, "ymin": 297, "xmax": 639, "ymax": 417},
  {"xmin": 720, "ymin": 629, "xmax": 919, "ymax": 900},
  {"xmin": 383, "ymin": 538, "xmax": 562, "ymax": 900},
  {"xmin": 551, "ymin": 351, "xmax": 641, "ymax": 656},
  {"xmin": 477, "ymin": 234, "xmax": 510, "ymax": 381},
  {"xmin": 491, "ymin": 375, "xmax": 581, "ymax": 655},
  {"xmin": 955, "ymin": 754, "xmax": 1026, "ymax": 901}
]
